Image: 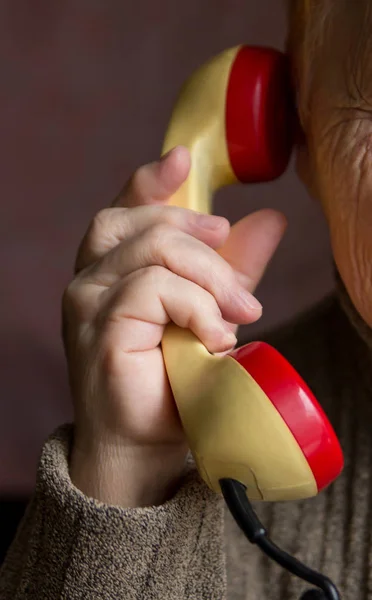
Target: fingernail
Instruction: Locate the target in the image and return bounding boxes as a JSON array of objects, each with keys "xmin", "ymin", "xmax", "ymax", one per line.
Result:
[
  {"xmin": 238, "ymin": 290, "xmax": 262, "ymax": 311},
  {"xmin": 194, "ymin": 213, "xmax": 226, "ymax": 230}
]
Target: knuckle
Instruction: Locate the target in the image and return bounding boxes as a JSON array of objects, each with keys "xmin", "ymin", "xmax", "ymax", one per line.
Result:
[
  {"xmin": 80, "ymin": 207, "xmax": 130, "ymax": 263},
  {"xmin": 88, "ymin": 208, "xmax": 115, "ymax": 244},
  {"xmin": 131, "ymin": 164, "xmax": 148, "ymax": 195},
  {"xmin": 154, "ymin": 204, "xmax": 185, "ymax": 225},
  {"xmin": 80, "ymin": 209, "xmax": 113, "ymax": 257},
  {"xmin": 214, "ymin": 261, "xmax": 236, "ymax": 292},
  {"xmin": 202, "ymin": 291, "xmax": 222, "ymax": 320},
  {"xmin": 91, "ymin": 208, "xmax": 112, "ymax": 232},
  {"xmin": 145, "ymin": 222, "xmax": 176, "ymax": 253},
  {"xmin": 123, "ymin": 264, "xmax": 169, "ymax": 293},
  {"xmin": 62, "ymin": 279, "xmax": 82, "ymax": 315},
  {"xmin": 188, "ymin": 287, "xmax": 221, "ymax": 322},
  {"xmin": 140, "ymin": 264, "xmax": 169, "ymax": 285},
  {"xmin": 197, "ymin": 259, "xmax": 232, "ymax": 302}
]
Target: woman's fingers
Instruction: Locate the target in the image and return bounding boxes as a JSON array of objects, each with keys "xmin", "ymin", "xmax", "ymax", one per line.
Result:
[
  {"xmin": 75, "ymin": 205, "xmax": 229, "ymax": 273},
  {"xmin": 96, "ymin": 265, "xmax": 240, "ymax": 355},
  {"xmin": 80, "ymin": 223, "xmax": 262, "ymax": 326}
]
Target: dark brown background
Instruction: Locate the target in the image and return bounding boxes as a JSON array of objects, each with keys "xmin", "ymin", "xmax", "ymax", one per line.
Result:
[{"xmin": 0, "ymin": 0, "xmax": 333, "ymax": 494}]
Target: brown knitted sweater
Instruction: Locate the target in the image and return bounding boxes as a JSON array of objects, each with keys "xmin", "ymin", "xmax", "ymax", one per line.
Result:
[{"xmin": 1, "ymin": 287, "xmax": 371, "ymax": 599}]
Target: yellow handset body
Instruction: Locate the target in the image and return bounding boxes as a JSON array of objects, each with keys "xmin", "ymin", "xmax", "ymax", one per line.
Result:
[{"xmin": 160, "ymin": 47, "xmax": 317, "ymax": 501}]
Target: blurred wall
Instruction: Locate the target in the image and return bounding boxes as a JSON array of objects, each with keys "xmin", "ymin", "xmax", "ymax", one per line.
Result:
[{"xmin": 0, "ymin": 0, "xmax": 333, "ymax": 494}]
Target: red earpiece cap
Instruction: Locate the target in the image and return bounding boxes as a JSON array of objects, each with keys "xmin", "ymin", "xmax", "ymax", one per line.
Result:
[
  {"xmin": 229, "ymin": 342, "xmax": 344, "ymax": 492},
  {"xmin": 226, "ymin": 46, "xmax": 294, "ymax": 183}
]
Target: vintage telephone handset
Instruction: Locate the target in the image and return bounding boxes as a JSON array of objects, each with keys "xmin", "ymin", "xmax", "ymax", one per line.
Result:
[{"xmin": 160, "ymin": 46, "xmax": 343, "ymax": 600}]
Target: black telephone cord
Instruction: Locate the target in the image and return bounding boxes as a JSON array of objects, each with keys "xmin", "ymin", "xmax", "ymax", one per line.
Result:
[{"xmin": 219, "ymin": 478, "xmax": 341, "ymax": 600}]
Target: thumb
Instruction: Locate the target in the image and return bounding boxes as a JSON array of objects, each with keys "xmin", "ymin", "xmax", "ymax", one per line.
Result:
[
  {"xmin": 215, "ymin": 209, "xmax": 286, "ymax": 345},
  {"xmin": 218, "ymin": 209, "xmax": 287, "ymax": 293},
  {"xmin": 114, "ymin": 146, "xmax": 191, "ymax": 207}
]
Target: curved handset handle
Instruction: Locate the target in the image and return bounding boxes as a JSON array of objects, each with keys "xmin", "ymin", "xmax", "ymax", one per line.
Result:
[{"xmin": 160, "ymin": 46, "xmax": 343, "ymax": 502}]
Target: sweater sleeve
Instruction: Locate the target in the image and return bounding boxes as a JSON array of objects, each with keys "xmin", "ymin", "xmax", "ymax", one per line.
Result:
[{"xmin": 0, "ymin": 425, "xmax": 227, "ymax": 600}]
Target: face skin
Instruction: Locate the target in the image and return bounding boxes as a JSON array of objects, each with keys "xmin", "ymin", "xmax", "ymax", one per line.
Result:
[{"xmin": 290, "ymin": 1, "xmax": 372, "ymax": 328}]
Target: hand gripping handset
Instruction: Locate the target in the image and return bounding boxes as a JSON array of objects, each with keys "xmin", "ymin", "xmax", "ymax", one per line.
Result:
[{"xmin": 160, "ymin": 46, "xmax": 343, "ymax": 600}]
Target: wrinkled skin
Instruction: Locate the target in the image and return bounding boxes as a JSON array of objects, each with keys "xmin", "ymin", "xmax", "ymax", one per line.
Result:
[{"xmin": 291, "ymin": 2, "xmax": 372, "ymax": 328}]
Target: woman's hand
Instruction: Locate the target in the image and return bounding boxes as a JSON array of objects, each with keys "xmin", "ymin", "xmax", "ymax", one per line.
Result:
[{"xmin": 63, "ymin": 146, "xmax": 286, "ymax": 507}]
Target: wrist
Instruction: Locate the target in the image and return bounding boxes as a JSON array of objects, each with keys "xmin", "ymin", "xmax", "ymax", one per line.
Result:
[{"xmin": 69, "ymin": 439, "xmax": 189, "ymax": 507}]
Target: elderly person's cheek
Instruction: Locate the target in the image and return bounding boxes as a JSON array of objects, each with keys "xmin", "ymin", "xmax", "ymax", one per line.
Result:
[
  {"xmin": 287, "ymin": 0, "xmax": 372, "ymax": 327},
  {"xmin": 315, "ymin": 121, "xmax": 372, "ymax": 328}
]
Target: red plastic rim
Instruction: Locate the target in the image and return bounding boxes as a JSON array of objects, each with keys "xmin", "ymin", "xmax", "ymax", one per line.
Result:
[
  {"xmin": 229, "ymin": 342, "xmax": 344, "ymax": 491},
  {"xmin": 225, "ymin": 46, "xmax": 294, "ymax": 183}
]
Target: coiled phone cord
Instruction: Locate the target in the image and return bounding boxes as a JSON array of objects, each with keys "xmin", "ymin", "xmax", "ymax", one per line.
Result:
[{"xmin": 220, "ymin": 479, "xmax": 341, "ymax": 600}]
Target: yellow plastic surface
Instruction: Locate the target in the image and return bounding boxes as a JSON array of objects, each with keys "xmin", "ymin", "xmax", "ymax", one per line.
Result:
[
  {"xmin": 162, "ymin": 325, "xmax": 317, "ymax": 501},
  {"xmin": 161, "ymin": 46, "xmax": 239, "ymax": 212},
  {"xmin": 160, "ymin": 47, "xmax": 317, "ymax": 501}
]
